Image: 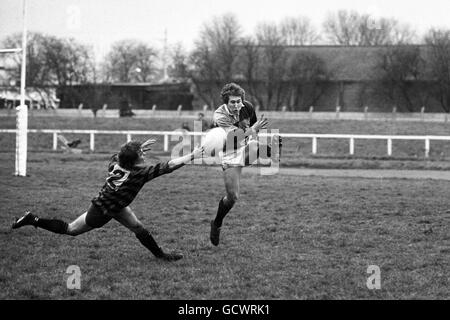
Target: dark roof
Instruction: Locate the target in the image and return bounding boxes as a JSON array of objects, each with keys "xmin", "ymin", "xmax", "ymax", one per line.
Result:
[{"xmin": 282, "ymin": 45, "xmax": 433, "ymax": 81}]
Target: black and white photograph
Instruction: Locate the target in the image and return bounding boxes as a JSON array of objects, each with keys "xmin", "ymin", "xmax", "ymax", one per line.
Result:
[{"xmin": 0, "ymin": 0, "xmax": 449, "ymax": 305}]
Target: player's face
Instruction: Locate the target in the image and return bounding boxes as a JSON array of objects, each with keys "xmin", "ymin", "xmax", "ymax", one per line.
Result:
[{"xmin": 227, "ymin": 95, "xmax": 243, "ymax": 114}]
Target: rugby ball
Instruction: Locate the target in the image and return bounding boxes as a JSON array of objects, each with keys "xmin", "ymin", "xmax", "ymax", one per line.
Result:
[{"xmin": 202, "ymin": 127, "xmax": 227, "ymax": 157}]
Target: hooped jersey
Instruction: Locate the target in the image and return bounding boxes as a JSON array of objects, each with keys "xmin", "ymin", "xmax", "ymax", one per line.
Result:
[
  {"xmin": 213, "ymin": 100, "xmax": 257, "ymax": 151},
  {"xmin": 91, "ymin": 155, "xmax": 179, "ymax": 215},
  {"xmin": 213, "ymin": 100, "xmax": 257, "ymax": 132}
]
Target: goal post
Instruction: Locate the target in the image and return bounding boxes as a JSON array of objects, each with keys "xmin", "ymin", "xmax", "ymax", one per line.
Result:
[
  {"xmin": 13, "ymin": 0, "xmax": 28, "ymax": 176},
  {"xmin": 0, "ymin": 42, "xmax": 27, "ymax": 176}
]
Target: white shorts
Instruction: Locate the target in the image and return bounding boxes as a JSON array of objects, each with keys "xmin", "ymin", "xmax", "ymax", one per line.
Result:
[
  {"xmin": 221, "ymin": 139, "xmax": 262, "ymax": 170},
  {"xmin": 221, "ymin": 144, "xmax": 247, "ymax": 170}
]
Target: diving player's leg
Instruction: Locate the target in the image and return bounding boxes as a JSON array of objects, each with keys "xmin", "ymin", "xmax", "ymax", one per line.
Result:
[
  {"xmin": 210, "ymin": 166, "xmax": 242, "ymax": 246},
  {"xmin": 12, "ymin": 210, "xmax": 91, "ymax": 236},
  {"xmin": 115, "ymin": 207, "xmax": 183, "ymax": 261}
]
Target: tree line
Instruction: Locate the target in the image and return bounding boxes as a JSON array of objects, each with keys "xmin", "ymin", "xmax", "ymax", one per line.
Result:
[{"xmin": 2, "ymin": 10, "xmax": 450, "ymax": 111}]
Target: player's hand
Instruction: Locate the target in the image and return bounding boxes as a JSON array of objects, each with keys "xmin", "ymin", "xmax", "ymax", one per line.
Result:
[
  {"xmin": 141, "ymin": 138, "xmax": 157, "ymax": 152},
  {"xmin": 252, "ymin": 114, "xmax": 269, "ymax": 133},
  {"xmin": 192, "ymin": 146, "xmax": 205, "ymax": 159}
]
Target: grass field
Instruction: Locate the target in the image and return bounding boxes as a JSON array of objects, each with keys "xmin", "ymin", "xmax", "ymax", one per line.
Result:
[{"xmin": 0, "ymin": 151, "xmax": 449, "ymax": 299}]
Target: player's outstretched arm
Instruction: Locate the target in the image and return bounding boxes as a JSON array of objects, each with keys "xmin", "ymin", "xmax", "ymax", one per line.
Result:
[
  {"xmin": 167, "ymin": 146, "xmax": 204, "ymax": 170},
  {"xmin": 251, "ymin": 113, "xmax": 269, "ymax": 134},
  {"xmin": 227, "ymin": 113, "xmax": 269, "ymax": 144}
]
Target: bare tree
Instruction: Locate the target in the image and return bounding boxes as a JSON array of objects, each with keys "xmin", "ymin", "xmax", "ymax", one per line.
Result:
[
  {"xmin": 189, "ymin": 13, "xmax": 243, "ymax": 107},
  {"xmin": 323, "ymin": 10, "xmax": 362, "ymax": 45},
  {"xmin": 425, "ymin": 29, "xmax": 450, "ymax": 112},
  {"xmin": 238, "ymin": 36, "xmax": 264, "ymax": 107},
  {"xmin": 167, "ymin": 43, "xmax": 189, "ymax": 79},
  {"xmin": 254, "ymin": 22, "xmax": 289, "ymax": 110},
  {"xmin": 2, "ymin": 32, "xmax": 95, "ymax": 108},
  {"xmin": 387, "ymin": 21, "xmax": 417, "ymax": 45},
  {"xmin": 103, "ymin": 39, "xmax": 159, "ymax": 83},
  {"xmin": 377, "ymin": 46, "xmax": 428, "ymax": 112},
  {"xmin": 2, "ymin": 32, "xmax": 52, "ymax": 86},
  {"xmin": 43, "ymin": 36, "xmax": 94, "ymax": 86},
  {"xmin": 323, "ymin": 10, "xmax": 417, "ymax": 46},
  {"xmin": 285, "ymin": 52, "xmax": 329, "ymax": 110},
  {"xmin": 280, "ymin": 16, "xmax": 320, "ymax": 45}
]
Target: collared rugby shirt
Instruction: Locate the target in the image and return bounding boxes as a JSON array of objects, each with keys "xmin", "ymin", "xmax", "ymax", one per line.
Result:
[
  {"xmin": 213, "ymin": 100, "xmax": 258, "ymax": 151},
  {"xmin": 213, "ymin": 100, "xmax": 257, "ymax": 132},
  {"xmin": 91, "ymin": 155, "xmax": 180, "ymax": 215}
]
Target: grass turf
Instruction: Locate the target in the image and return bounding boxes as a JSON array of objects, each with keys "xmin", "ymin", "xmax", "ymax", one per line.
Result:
[{"xmin": 0, "ymin": 151, "xmax": 448, "ymax": 299}]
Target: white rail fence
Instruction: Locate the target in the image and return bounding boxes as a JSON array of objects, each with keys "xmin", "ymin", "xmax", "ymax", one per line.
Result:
[
  {"xmin": 2, "ymin": 109, "xmax": 450, "ymax": 122},
  {"xmin": 1, "ymin": 129, "xmax": 450, "ymax": 158}
]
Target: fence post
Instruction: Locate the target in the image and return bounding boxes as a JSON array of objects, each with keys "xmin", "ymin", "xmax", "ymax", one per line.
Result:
[
  {"xmin": 164, "ymin": 134, "xmax": 169, "ymax": 152},
  {"xmin": 349, "ymin": 137, "xmax": 354, "ymax": 155},
  {"xmin": 53, "ymin": 132, "xmax": 58, "ymax": 150},
  {"xmin": 90, "ymin": 133, "xmax": 95, "ymax": 151},
  {"xmin": 387, "ymin": 138, "xmax": 392, "ymax": 156},
  {"xmin": 425, "ymin": 138, "xmax": 430, "ymax": 158},
  {"xmin": 312, "ymin": 137, "xmax": 317, "ymax": 154}
]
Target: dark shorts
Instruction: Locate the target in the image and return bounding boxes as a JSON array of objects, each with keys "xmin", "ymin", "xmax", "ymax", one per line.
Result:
[{"xmin": 85, "ymin": 203, "xmax": 114, "ymax": 228}]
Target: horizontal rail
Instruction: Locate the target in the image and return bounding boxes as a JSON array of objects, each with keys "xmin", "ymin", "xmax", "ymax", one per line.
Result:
[
  {"xmin": 1, "ymin": 129, "xmax": 450, "ymax": 157},
  {"xmin": 2, "ymin": 129, "xmax": 450, "ymax": 140}
]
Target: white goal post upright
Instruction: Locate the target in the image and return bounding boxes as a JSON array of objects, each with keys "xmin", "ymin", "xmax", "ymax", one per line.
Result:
[{"xmin": 15, "ymin": 0, "xmax": 28, "ymax": 176}]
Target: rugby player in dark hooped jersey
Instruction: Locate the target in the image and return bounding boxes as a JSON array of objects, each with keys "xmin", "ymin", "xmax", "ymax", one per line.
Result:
[
  {"xmin": 12, "ymin": 139, "xmax": 204, "ymax": 261},
  {"xmin": 209, "ymin": 82, "xmax": 282, "ymax": 246}
]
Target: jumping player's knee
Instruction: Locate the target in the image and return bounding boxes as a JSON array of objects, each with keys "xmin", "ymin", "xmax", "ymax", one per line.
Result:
[{"xmin": 226, "ymin": 192, "xmax": 239, "ymax": 205}]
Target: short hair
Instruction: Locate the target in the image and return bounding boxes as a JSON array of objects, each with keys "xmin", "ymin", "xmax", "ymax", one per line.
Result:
[
  {"xmin": 118, "ymin": 140, "xmax": 142, "ymax": 169},
  {"xmin": 220, "ymin": 83, "xmax": 245, "ymax": 104}
]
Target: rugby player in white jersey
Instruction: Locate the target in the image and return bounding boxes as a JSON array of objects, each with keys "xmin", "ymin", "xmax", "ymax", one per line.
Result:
[{"xmin": 209, "ymin": 83, "xmax": 282, "ymax": 246}]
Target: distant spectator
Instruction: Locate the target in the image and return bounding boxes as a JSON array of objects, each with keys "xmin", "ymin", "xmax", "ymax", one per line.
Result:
[
  {"xmin": 197, "ymin": 112, "xmax": 212, "ymax": 131},
  {"xmin": 91, "ymin": 105, "xmax": 99, "ymax": 118},
  {"xmin": 181, "ymin": 121, "xmax": 191, "ymax": 131},
  {"xmin": 119, "ymin": 98, "xmax": 135, "ymax": 117}
]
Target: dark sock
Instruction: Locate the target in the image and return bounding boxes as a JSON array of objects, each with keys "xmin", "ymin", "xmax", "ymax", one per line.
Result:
[
  {"xmin": 135, "ymin": 229, "xmax": 165, "ymax": 258},
  {"xmin": 35, "ymin": 218, "xmax": 68, "ymax": 234},
  {"xmin": 214, "ymin": 197, "xmax": 233, "ymax": 228}
]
